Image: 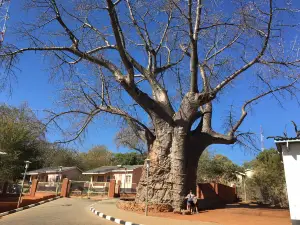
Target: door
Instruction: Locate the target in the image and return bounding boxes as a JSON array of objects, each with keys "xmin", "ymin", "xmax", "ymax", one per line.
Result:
[{"xmin": 125, "ymin": 174, "xmax": 132, "ymax": 189}]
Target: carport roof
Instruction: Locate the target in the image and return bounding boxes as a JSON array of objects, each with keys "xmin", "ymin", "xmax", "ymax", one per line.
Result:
[
  {"xmin": 26, "ymin": 166, "xmax": 81, "ymax": 175},
  {"xmin": 82, "ymin": 165, "xmax": 143, "ymax": 175}
]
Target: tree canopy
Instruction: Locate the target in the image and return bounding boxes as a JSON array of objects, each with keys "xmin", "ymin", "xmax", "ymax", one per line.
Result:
[
  {"xmin": 0, "ymin": 104, "xmax": 45, "ymax": 181},
  {"xmin": 197, "ymin": 149, "xmax": 241, "ymax": 185},
  {"xmin": 79, "ymin": 145, "xmax": 113, "ymax": 170},
  {"xmin": 112, "ymin": 152, "xmax": 145, "ymax": 166},
  {"xmin": 244, "ymin": 148, "xmax": 287, "ymax": 206}
]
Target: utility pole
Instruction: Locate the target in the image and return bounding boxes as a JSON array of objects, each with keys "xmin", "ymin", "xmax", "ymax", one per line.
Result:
[
  {"xmin": 56, "ymin": 166, "xmax": 62, "ymax": 195},
  {"xmin": 17, "ymin": 161, "xmax": 31, "ymax": 208},
  {"xmin": 260, "ymin": 125, "xmax": 265, "ymax": 151},
  {"xmin": 145, "ymin": 159, "xmax": 150, "ymax": 216}
]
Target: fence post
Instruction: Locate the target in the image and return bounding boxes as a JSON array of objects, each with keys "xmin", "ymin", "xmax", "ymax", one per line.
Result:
[
  {"xmin": 117, "ymin": 180, "xmax": 121, "ymax": 195},
  {"xmin": 60, "ymin": 178, "xmax": 69, "ymax": 197},
  {"xmin": 215, "ymin": 182, "xmax": 219, "ymax": 195},
  {"xmin": 30, "ymin": 179, "xmax": 39, "ymax": 197},
  {"xmin": 233, "ymin": 184, "xmax": 237, "ymax": 202},
  {"xmin": 108, "ymin": 180, "xmax": 116, "ymax": 198},
  {"xmin": 196, "ymin": 183, "xmax": 200, "ymax": 198},
  {"xmin": 87, "ymin": 182, "xmax": 91, "ymax": 198}
]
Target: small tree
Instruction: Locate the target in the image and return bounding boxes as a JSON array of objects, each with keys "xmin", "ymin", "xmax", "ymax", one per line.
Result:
[
  {"xmin": 80, "ymin": 145, "xmax": 113, "ymax": 170},
  {"xmin": 245, "ymin": 149, "xmax": 288, "ymax": 207},
  {"xmin": 115, "ymin": 125, "xmax": 147, "ymax": 155},
  {"xmin": 197, "ymin": 150, "xmax": 240, "ymax": 185}
]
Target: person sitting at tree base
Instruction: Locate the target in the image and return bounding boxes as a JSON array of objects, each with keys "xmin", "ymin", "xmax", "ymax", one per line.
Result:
[
  {"xmin": 185, "ymin": 190, "xmax": 196, "ymax": 213},
  {"xmin": 192, "ymin": 196, "xmax": 199, "ymax": 214}
]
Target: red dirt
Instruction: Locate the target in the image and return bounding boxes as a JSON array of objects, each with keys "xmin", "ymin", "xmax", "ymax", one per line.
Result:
[
  {"xmin": 132, "ymin": 207, "xmax": 290, "ymax": 225},
  {"xmin": 117, "ymin": 200, "xmax": 173, "ymax": 213},
  {"xmin": 0, "ymin": 192, "xmax": 57, "ymax": 213}
]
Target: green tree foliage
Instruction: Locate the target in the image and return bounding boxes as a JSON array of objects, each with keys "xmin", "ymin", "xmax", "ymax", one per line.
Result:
[
  {"xmin": 80, "ymin": 145, "xmax": 113, "ymax": 170},
  {"xmin": 112, "ymin": 152, "xmax": 145, "ymax": 166},
  {"xmin": 197, "ymin": 150, "xmax": 241, "ymax": 185},
  {"xmin": 245, "ymin": 149, "xmax": 287, "ymax": 207},
  {"xmin": 0, "ymin": 104, "xmax": 146, "ymax": 181},
  {"xmin": 38, "ymin": 142, "xmax": 84, "ymax": 169},
  {"xmin": 0, "ymin": 104, "xmax": 45, "ymax": 181}
]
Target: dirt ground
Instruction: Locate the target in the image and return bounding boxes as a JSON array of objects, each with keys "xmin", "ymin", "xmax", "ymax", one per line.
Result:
[{"xmin": 143, "ymin": 207, "xmax": 290, "ymax": 225}]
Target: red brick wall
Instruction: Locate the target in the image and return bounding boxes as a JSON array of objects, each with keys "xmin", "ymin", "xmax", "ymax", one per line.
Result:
[
  {"xmin": 132, "ymin": 167, "xmax": 142, "ymax": 185},
  {"xmin": 196, "ymin": 183, "xmax": 237, "ymax": 204},
  {"xmin": 217, "ymin": 183, "xmax": 237, "ymax": 203}
]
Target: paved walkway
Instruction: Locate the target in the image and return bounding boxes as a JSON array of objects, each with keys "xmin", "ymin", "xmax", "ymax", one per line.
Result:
[
  {"xmin": 0, "ymin": 198, "xmax": 114, "ymax": 225},
  {"xmin": 92, "ymin": 199, "xmax": 219, "ymax": 225}
]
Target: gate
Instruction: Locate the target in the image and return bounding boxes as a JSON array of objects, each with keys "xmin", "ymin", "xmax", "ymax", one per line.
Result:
[{"xmin": 68, "ymin": 181, "xmax": 109, "ymax": 198}]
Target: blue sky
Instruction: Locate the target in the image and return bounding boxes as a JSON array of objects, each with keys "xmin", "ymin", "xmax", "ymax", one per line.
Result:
[{"xmin": 1, "ymin": 1, "xmax": 300, "ymax": 166}]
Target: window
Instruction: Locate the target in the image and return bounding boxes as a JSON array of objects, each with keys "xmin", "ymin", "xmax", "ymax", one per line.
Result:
[
  {"xmin": 97, "ymin": 176, "xmax": 104, "ymax": 182},
  {"xmin": 106, "ymin": 175, "xmax": 111, "ymax": 182},
  {"xmin": 126, "ymin": 175, "xmax": 131, "ymax": 183}
]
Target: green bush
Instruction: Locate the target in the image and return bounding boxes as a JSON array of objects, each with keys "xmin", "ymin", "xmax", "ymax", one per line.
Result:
[{"xmin": 244, "ymin": 149, "xmax": 288, "ymax": 207}]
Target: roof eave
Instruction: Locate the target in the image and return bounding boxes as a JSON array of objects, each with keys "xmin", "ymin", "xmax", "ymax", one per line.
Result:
[{"xmin": 82, "ymin": 172, "xmax": 107, "ymax": 175}]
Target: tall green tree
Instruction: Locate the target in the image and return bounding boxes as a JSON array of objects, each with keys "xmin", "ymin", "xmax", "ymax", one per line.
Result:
[
  {"xmin": 38, "ymin": 142, "xmax": 84, "ymax": 169},
  {"xmin": 0, "ymin": 104, "xmax": 45, "ymax": 181}
]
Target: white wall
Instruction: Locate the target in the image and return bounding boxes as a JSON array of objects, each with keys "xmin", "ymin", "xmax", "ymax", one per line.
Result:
[
  {"xmin": 114, "ymin": 172, "xmax": 133, "ymax": 188},
  {"xmin": 245, "ymin": 170, "xmax": 254, "ymax": 178},
  {"xmin": 280, "ymin": 142, "xmax": 300, "ymax": 221}
]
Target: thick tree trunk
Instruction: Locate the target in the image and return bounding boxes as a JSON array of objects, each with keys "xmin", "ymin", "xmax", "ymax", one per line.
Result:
[
  {"xmin": 136, "ymin": 125, "xmax": 208, "ymax": 210},
  {"xmin": 185, "ymin": 136, "xmax": 208, "ymax": 194}
]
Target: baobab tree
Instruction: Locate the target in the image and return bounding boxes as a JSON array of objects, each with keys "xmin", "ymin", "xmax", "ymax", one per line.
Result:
[{"xmin": 1, "ymin": 0, "xmax": 300, "ymax": 210}]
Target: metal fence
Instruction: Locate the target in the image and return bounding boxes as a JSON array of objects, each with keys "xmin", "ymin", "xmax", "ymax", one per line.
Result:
[
  {"xmin": 69, "ymin": 181, "xmax": 89, "ymax": 196},
  {"xmin": 6, "ymin": 183, "xmax": 21, "ymax": 194},
  {"xmin": 69, "ymin": 181, "xmax": 109, "ymax": 197},
  {"xmin": 36, "ymin": 182, "xmax": 61, "ymax": 194},
  {"xmin": 0, "ymin": 181, "xmax": 31, "ymax": 195}
]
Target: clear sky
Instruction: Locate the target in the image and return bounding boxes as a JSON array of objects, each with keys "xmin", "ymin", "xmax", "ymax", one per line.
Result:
[{"xmin": 0, "ymin": 1, "xmax": 300, "ymax": 165}]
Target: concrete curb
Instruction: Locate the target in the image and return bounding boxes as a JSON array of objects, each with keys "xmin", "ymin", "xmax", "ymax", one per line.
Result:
[
  {"xmin": 0, "ymin": 196, "xmax": 62, "ymax": 217},
  {"xmin": 90, "ymin": 207, "xmax": 143, "ymax": 225}
]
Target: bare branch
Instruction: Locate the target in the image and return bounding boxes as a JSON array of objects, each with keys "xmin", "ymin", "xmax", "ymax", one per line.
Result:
[
  {"xmin": 229, "ymin": 78, "xmax": 299, "ymax": 136},
  {"xmin": 213, "ymin": 0, "xmax": 274, "ymax": 94},
  {"xmin": 205, "ymin": 32, "xmax": 243, "ymax": 61},
  {"xmin": 50, "ymin": 0, "xmax": 79, "ymax": 48},
  {"xmin": 193, "ymin": 0, "xmax": 202, "ymax": 41},
  {"xmin": 107, "ymin": 0, "xmax": 134, "ymax": 83},
  {"xmin": 155, "ymin": 12, "xmax": 173, "ymax": 53}
]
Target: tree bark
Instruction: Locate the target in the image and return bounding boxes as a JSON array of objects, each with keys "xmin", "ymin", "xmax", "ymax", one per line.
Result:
[
  {"xmin": 136, "ymin": 125, "xmax": 209, "ymax": 210},
  {"xmin": 185, "ymin": 135, "xmax": 209, "ymax": 194}
]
